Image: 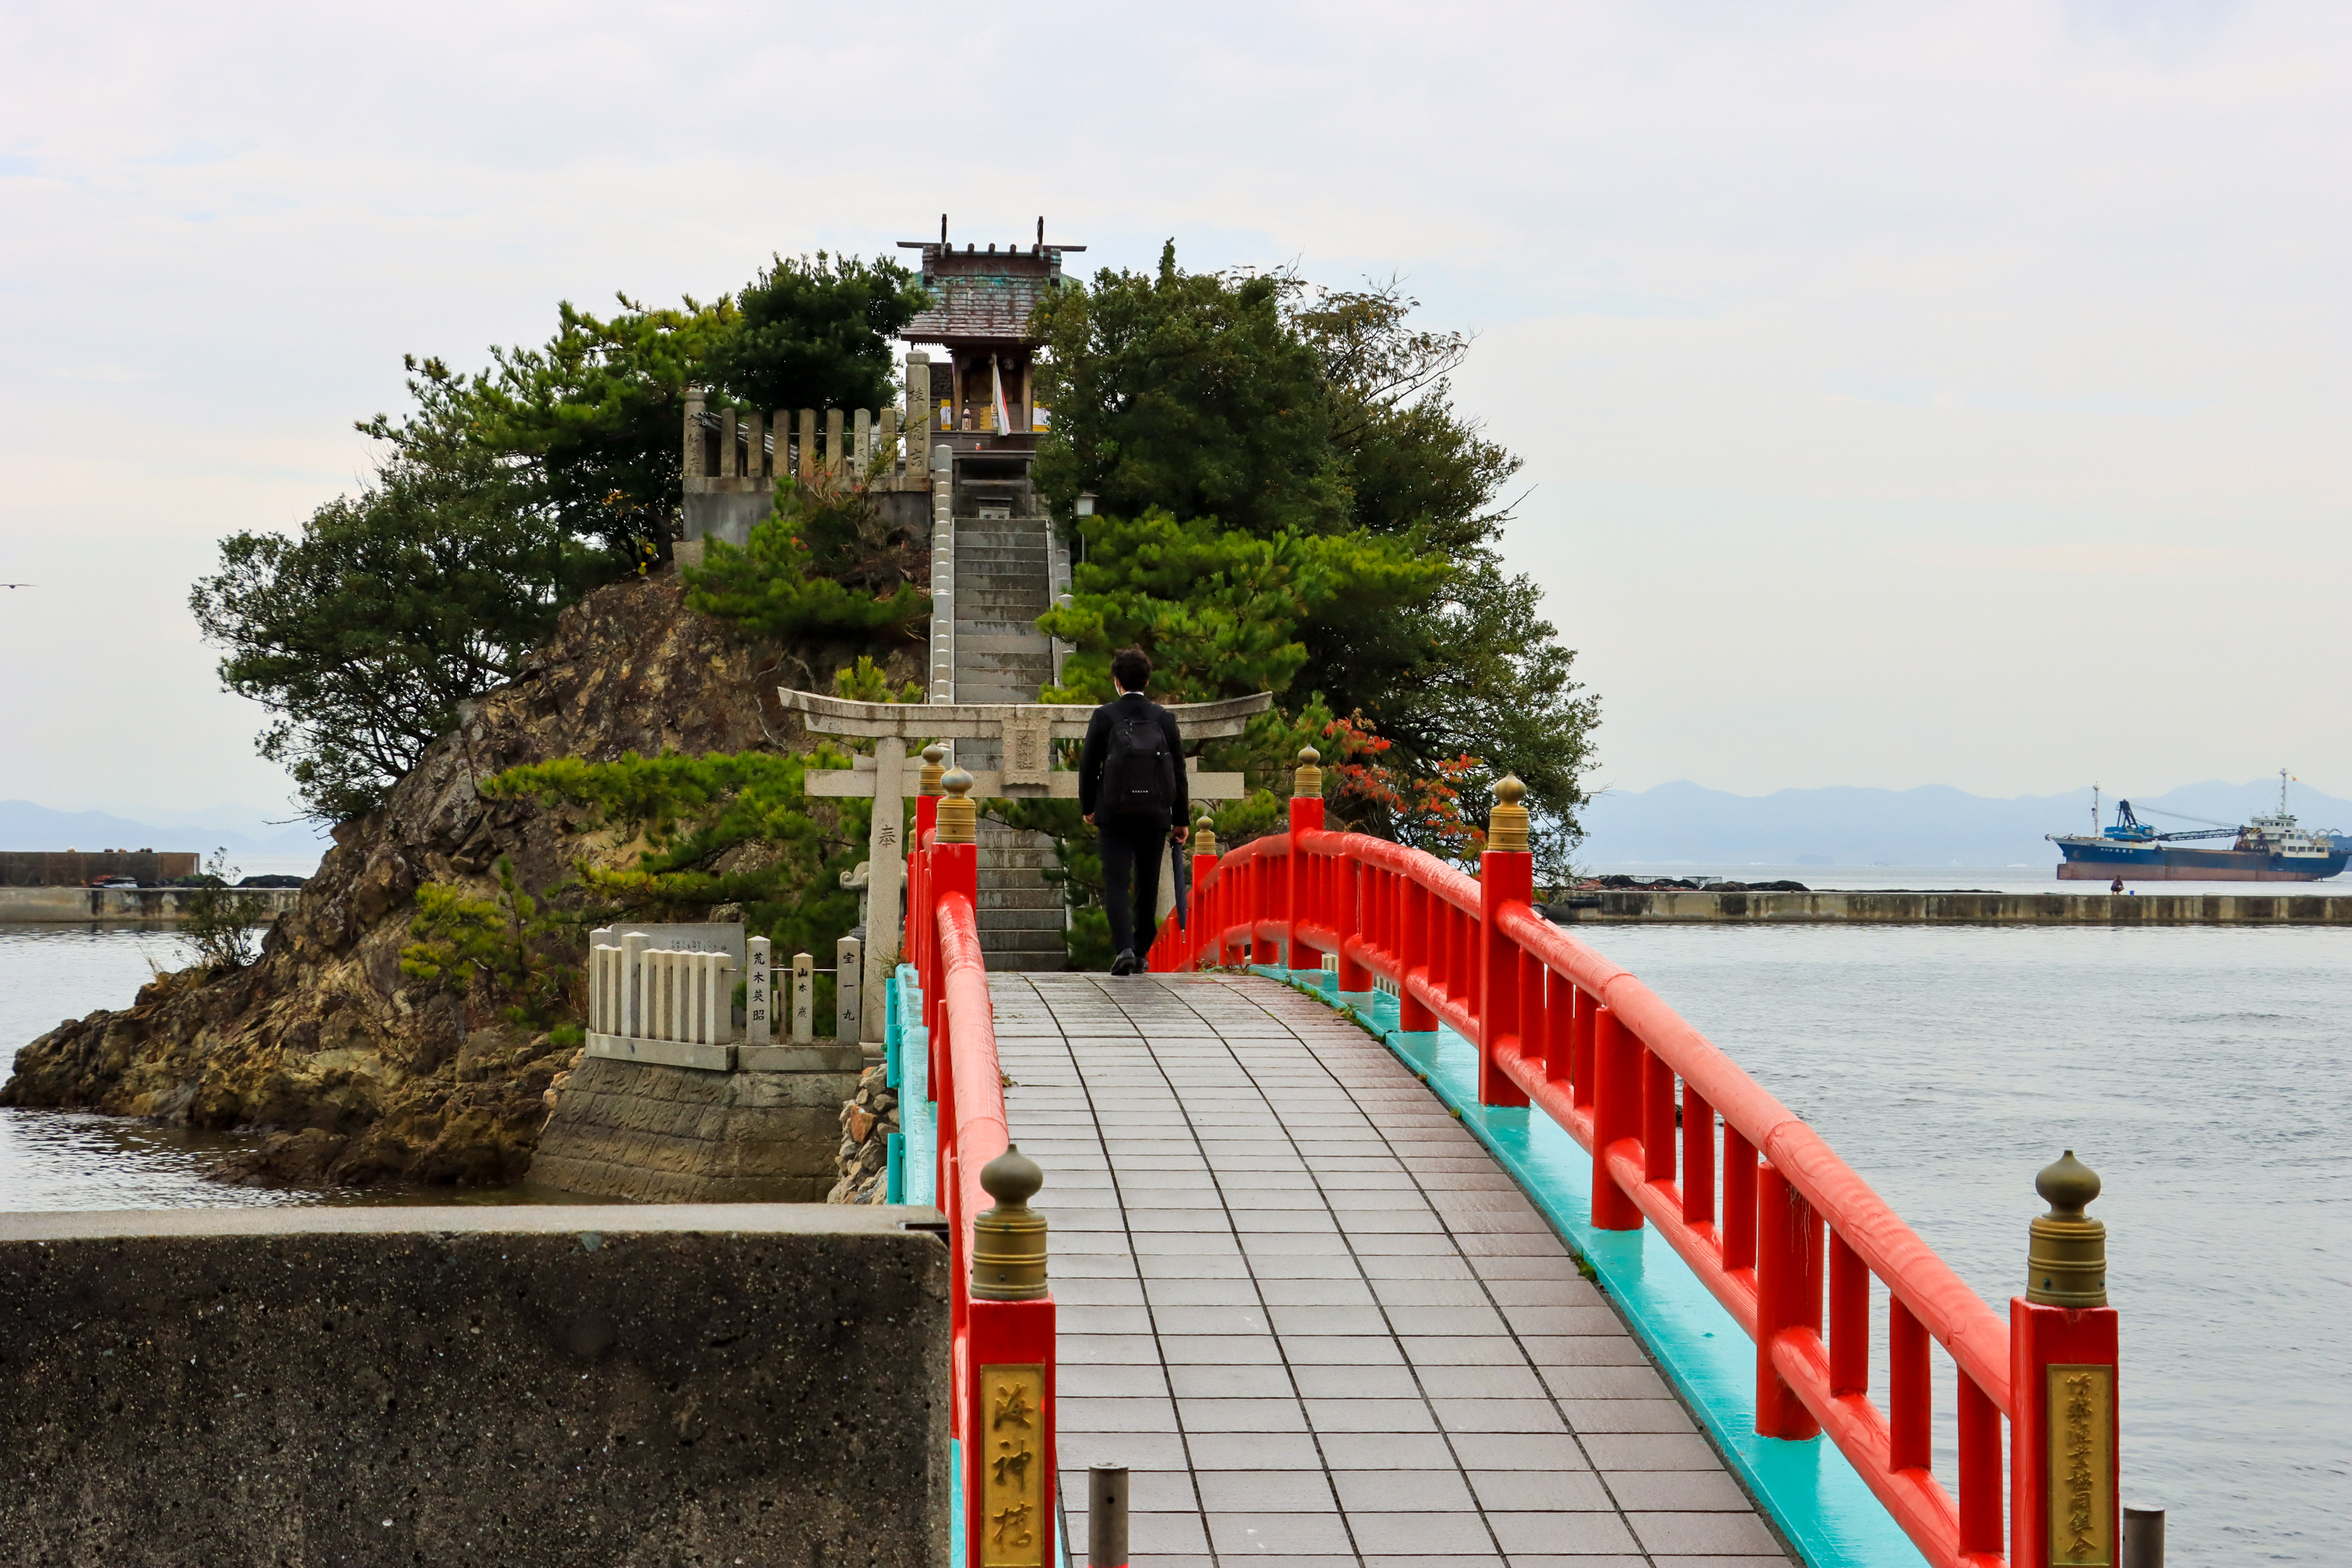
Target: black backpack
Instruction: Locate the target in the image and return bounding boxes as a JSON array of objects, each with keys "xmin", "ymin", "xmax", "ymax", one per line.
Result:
[{"xmin": 1102, "ymin": 706, "xmax": 1178, "ymax": 816}]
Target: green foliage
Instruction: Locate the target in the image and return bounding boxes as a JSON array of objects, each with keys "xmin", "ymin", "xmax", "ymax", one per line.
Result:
[
  {"xmin": 702, "ymin": 252, "xmax": 931, "ymax": 414},
  {"xmin": 191, "ymin": 452, "xmax": 601, "ymax": 821},
  {"xmin": 1032, "ymin": 243, "xmax": 1349, "ymax": 538},
  {"xmin": 682, "ymin": 474, "xmax": 929, "ymax": 644},
  {"xmin": 1030, "ymin": 250, "xmax": 1597, "ymax": 840},
  {"xmin": 833, "ymin": 654, "xmax": 924, "ymax": 706},
  {"xmin": 1040, "ymin": 510, "xmax": 1441, "ymax": 708},
  {"xmin": 484, "ymin": 747, "xmax": 867, "ymax": 982},
  {"xmin": 401, "ymin": 856, "xmax": 572, "ymax": 1026},
  {"xmin": 363, "ymin": 296, "xmax": 737, "ymax": 563},
  {"xmin": 180, "ymin": 848, "xmax": 270, "ymax": 972}
]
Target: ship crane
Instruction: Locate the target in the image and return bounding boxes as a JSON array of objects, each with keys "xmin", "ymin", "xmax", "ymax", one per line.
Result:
[{"xmin": 2109, "ymin": 800, "xmax": 2239, "ymax": 842}]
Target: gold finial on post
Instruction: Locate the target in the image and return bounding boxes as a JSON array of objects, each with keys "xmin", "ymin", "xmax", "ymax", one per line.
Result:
[
  {"xmin": 1293, "ymin": 746, "xmax": 1323, "ymax": 797},
  {"xmin": 1193, "ymin": 811, "xmax": 1218, "ymax": 858},
  {"xmin": 970, "ymin": 1144, "xmax": 1049, "ymax": 1301},
  {"xmin": 937, "ymin": 767, "xmax": 977, "ymax": 844},
  {"xmin": 2026, "ymin": 1150, "xmax": 2107, "ymax": 1307},
  {"xmin": 919, "ymin": 742, "xmax": 946, "ymax": 796},
  {"xmin": 1487, "ymin": 775, "xmax": 1531, "ymax": 854}
]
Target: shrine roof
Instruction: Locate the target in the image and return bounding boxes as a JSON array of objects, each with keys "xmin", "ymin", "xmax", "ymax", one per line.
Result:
[{"xmin": 900, "ymin": 244, "xmax": 1078, "ymax": 347}]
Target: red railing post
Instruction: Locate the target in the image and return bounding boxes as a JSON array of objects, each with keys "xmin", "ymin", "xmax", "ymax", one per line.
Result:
[
  {"xmin": 1399, "ymin": 873, "xmax": 1435, "ymax": 1030},
  {"xmin": 1589, "ymin": 1004, "xmax": 1642, "ymax": 1229},
  {"xmin": 1285, "ymin": 747, "xmax": 1324, "ymax": 971},
  {"xmin": 964, "ymin": 1147, "xmax": 1057, "ymax": 1568},
  {"xmin": 1755, "ymin": 1161, "xmax": 1824, "ymax": 1439},
  {"xmin": 1188, "ymin": 822, "xmax": 1219, "ymax": 972},
  {"xmin": 2011, "ymin": 1152, "xmax": 2120, "ymax": 1568},
  {"xmin": 1477, "ymin": 778, "xmax": 1533, "ymax": 1107},
  {"xmin": 1250, "ymin": 851, "xmax": 1279, "ymax": 967}
]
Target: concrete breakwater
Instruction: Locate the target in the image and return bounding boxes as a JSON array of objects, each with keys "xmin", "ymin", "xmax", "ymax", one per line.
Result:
[
  {"xmin": 0, "ymin": 884, "xmax": 304, "ymax": 923},
  {"xmin": 1551, "ymin": 887, "xmax": 2352, "ymax": 925},
  {"xmin": 0, "ymin": 1203, "xmax": 949, "ymax": 1566}
]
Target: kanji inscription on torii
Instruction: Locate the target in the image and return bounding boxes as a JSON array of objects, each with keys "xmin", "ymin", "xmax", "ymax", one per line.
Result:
[{"xmin": 776, "ymin": 687, "xmax": 1272, "ymax": 1040}]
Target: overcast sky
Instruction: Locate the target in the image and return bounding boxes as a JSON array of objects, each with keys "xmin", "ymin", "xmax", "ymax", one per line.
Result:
[{"xmin": 2, "ymin": 1, "xmax": 2344, "ymax": 822}]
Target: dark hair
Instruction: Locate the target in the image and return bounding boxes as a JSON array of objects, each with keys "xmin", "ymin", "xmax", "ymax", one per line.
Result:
[{"xmin": 1110, "ymin": 647, "xmax": 1152, "ymax": 692}]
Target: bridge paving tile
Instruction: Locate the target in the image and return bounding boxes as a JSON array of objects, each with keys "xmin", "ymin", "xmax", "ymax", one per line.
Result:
[
  {"xmin": 1627, "ymin": 1512, "xmax": 1786, "ymax": 1555},
  {"xmin": 1145, "ymin": 1278, "xmax": 1265, "ymax": 1306},
  {"xmin": 1061, "ymin": 1396, "xmax": 1181, "ymax": 1432},
  {"xmin": 1257, "ymin": 1278, "xmax": 1379, "ymax": 1308},
  {"xmin": 1060, "ymin": 1361, "xmax": 1168, "ymax": 1397},
  {"xmin": 1317, "ymin": 1432, "xmax": 1460, "ymax": 1470},
  {"xmin": 1169, "ymin": 1363, "xmax": 1296, "ymax": 1399},
  {"xmin": 1431, "ymin": 1399, "xmax": 1570, "ymax": 1435},
  {"xmin": 1340, "ymin": 1511, "xmax": 1494, "ymax": 1553},
  {"xmin": 1535, "ymin": 1366, "xmax": 1671, "ymax": 1401},
  {"xmin": 1356, "ymin": 1255, "xmax": 1479, "ymax": 1281},
  {"xmin": 1330, "ymin": 1468, "xmax": 1476, "ymax": 1511},
  {"xmin": 1556, "ymin": 1399, "xmax": 1697, "ymax": 1435},
  {"xmin": 1465, "ymin": 1471, "xmax": 1613, "ymax": 1512},
  {"xmin": 1207, "ymin": 1510, "xmax": 1357, "ymax": 1554},
  {"xmin": 1059, "ymin": 1332, "xmax": 1163, "ymax": 1363},
  {"xmin": 1185, "ymin": 1432, "xmax": 1327, "ymax": 1468},
  {"xmin": 1282, "ymin": 1335, "xmax": 1407, "ymax": 1365},
  {"xmin": 1599, "ymin": 1470, "xmax": 1752, "ymax": 1512},
  {"xmin": 1061, "ymin": 1305, "xmax": 1155, "ymax": 1334},
  {"xmin": 1302, "ymin": 1398, "xmax": 1439, "ymax": 1433},
  {"xmin": 1415, "ymin": 1365, "xmax": 1548, "ymax": 1400},
  {"xmin": 1149, "ymin": 1305, "xmax": 1272, "ymax": 1334},
  {"xmin": 1138, "ymin": 1251, "xmax": 1254, "ymax": 1279},
  {"xmin": 1192, "ymin": 1470, "xmax": 1339, "ymax": 1512},
  {"xmin": 1176, "ymin": 1396, "xmax": 1311, "ymax": 1433},
  {"xmin": 1053, "ymin": 1277, "xmax": 1147, "ymax": 1307},
  {"xmin": 1160, "ymin": 1335, "xmax": 1287, "ymax": 1365}
]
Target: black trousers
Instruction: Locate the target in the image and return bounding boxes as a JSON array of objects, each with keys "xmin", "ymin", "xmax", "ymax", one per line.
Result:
[{"xmin": 1098, "ymin": 812, "xmax": 1171, "ymax": 959}]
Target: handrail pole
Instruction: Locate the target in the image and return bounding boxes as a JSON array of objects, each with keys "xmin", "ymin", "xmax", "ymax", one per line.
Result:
[
  {"xmin": 1542, "ymin": 975, "xmax": 1573, "ymax": 1088},
  {"xmin": 1683, "ymin": 1087, "xmax": 1715, "ymax": 1232},
  {"xmin": 1642, "ymin": 1047, "xmax": 1676, "ymax": 1185},
  {"xmin": 1958, "ymin": 1371, "xmax": 2003, "ymax": 1558},
  {"xmin": 1570, "ymin": 986, "xmax": 1596, "ymax": 1109},
  {"xmin": 1755, "ymin": 1163, "xmax": 1825, "ymax": 1439},
  {"xmin": 1399, "ymin": 874, "xmax": 1435, "ymax": 1029},
  {"xmin": 1828, "ymin": 1231, "xmax": 1868, "ymax": 1398},
  {"xmin": 1889, "ymin": 1297, "xmax": 1930, "ymax": 1469},
  {"xmin": 1723, "ymin": 1126, "xmax": 1759, "ymax": 1274},
  {"xmin": 1590, "ymin": 1006, "xmax": 1643, "ymax": 1229}
]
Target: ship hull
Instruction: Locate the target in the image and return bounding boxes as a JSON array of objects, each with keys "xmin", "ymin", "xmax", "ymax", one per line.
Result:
[{"xmin": 2054, "ymin": 840, "xmax": 2347, "ymax": 881}]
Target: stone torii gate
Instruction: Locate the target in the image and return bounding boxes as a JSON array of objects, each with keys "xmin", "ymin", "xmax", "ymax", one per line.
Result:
[{"xmin": 777, "ymin": 688, "xmax": 1273, "ymax": 1040}]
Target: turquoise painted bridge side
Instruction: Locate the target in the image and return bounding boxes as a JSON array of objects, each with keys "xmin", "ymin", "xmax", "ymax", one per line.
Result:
[{"xmin": 1264, "ymin": 967, "xmax": 1926, "ymax": 1568}]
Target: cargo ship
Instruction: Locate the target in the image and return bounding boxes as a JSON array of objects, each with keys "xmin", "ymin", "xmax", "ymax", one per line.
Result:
[{"xmin": 2049, "ymin": 773, "xmax": 2347, "ymax": 882}]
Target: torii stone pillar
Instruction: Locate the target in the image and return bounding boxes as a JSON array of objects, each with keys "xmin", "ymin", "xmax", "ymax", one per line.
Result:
[{"xmin": 784, "ymin": 688, "xmax": 1274, "ymax": 1040}]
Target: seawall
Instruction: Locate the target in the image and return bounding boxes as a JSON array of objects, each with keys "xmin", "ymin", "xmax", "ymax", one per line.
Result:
[
  {"xmin": 0, "ymin": 1203, "xmax": 949, "ymax": 1567},
  {"xmin": 0, "ymin": 884, "xmax": 303, "ymax": 923},
  {"xmin": 1554, "ymin": 888, "xmax": 2352, "ymax": 925}
]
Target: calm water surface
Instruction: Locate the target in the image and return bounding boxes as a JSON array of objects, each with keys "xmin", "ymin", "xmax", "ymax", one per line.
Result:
[{"xmin": 1572, "ymin": 921, "xmax": 2347, "ymax": 1566}]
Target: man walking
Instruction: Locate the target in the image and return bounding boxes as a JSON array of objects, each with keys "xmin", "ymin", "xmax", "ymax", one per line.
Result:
[{"xmin": 1080, "ymin": 647, "xmax": 1189, "ymax": 975}]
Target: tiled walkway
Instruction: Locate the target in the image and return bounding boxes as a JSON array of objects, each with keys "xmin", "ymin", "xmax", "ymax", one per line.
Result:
[{"xmin": 992, "ymin": 972, "xmax": 1793, "ymax": 1568}]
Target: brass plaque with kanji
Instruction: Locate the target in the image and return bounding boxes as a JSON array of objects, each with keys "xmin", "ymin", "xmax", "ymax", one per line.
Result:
[
  {"xmin": 979, "ymin": 1363, "xmax": 1047, "ymax": 1567},
  {"xmin": 2047, "ymin": 1364, "xmax": 2114, "ymax": 1566}
]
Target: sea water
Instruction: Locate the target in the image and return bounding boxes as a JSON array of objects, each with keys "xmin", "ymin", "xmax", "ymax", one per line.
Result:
[{"xmin": 3, "ymin": 921, "xmax": 2343, "ymax": 1560}]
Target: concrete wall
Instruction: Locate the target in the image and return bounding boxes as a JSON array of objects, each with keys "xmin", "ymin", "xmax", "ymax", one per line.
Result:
[
  {"xmin": 1554, "ymin": 888, "xmax": 2352, "ymax": 925},
  {"xmin": 0, "ymin": 1203, "xmax": 949, "ymax": 1568},
  {"xmin": 532, "ymin": 1053, "xmax": 862, "ymax": 1202},
  {"xmin": 0, "ymin": 885, "xmax": 303, "ymax": 923}
]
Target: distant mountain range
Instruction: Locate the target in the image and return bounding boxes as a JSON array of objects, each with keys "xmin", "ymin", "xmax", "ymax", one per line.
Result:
[
  {"xmin": 0, "ymin": 800, "xmax": 329, "ymax": 862},
  {"xmin": 1578, "ymin": 779, "xmax": 2352, "ymax": 867}
]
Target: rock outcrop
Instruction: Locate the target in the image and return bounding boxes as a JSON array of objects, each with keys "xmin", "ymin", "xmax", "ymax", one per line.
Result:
[{"xmin": 0, "ymin": 574, "xmax": 910, "ymax": 1189}]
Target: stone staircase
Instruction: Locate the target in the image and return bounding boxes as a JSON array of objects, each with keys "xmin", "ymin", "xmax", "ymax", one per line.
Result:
[{"xmin": 951, "ymin": 517, "xmax": 1066, "ymax": 971}]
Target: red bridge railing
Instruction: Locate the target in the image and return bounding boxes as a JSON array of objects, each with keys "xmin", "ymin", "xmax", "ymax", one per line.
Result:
[
  {"xmin": 909, "ymin": 768, "xmax": 1058, "ymax": 1568},
  {"xmin": 1152, "ymin": 751, "xmax": 2122, "ymax": 1568}
]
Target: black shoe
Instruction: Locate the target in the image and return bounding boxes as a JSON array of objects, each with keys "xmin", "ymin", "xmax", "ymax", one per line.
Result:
[{"xmin": 1110, "ymin": 949, "xmax": 1139, "ymax": 976}]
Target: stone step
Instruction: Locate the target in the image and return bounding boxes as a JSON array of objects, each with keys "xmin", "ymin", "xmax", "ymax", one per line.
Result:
[
  {"xmin": 958, "ymin": 586, "xmax": 1052, "ymax": 606},
  {"xmin": 978, "ymin": 949, "xmax": 1068, "ymax": 973},
  {"xmin": 956, "ymin": 619, "xmax": 1051, "ymax": 638},
  {"xmin": 979, "ymin": 851, "xmax": 1059, "ymax": 871},
  {"xmin": 977, "ymin": 887, "xmax": 1062, "ymax": 910},
  {"xmin": 953, "ymin": 633, "xmax": 1052, "ymax": 653},
  {"xmin": 954, "ymin": 545, "xmax": 1049, "ymax": 563}
]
